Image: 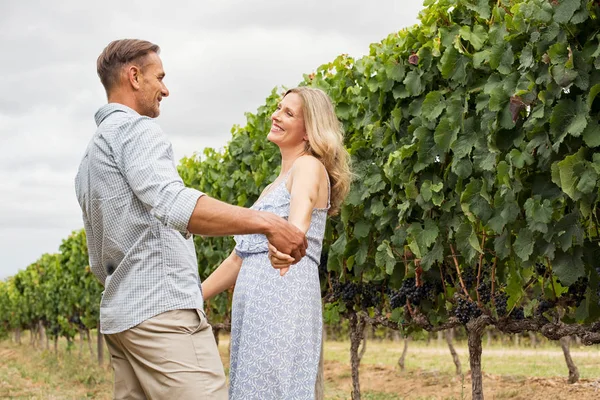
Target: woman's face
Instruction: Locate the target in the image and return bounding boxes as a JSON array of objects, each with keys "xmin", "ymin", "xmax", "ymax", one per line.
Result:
[{"xmin": 267, "ymin": 93, "xmax": 307, "ymax": 149}]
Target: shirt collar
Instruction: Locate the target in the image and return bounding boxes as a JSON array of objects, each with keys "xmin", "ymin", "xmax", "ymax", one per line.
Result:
[{"xmin": 94, "ymin": 103, "xmax": 139, "ymax": 126}]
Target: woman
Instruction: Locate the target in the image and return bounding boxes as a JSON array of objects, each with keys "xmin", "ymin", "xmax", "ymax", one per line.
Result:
[{"xmin": 201, "ymin": 87, "xmax": 351, "ymax": 399}]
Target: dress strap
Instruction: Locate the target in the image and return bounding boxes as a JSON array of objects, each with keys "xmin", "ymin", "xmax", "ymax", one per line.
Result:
[
  {"xmin": 283, "ymin": 166, "xmax": 294, "ymax": 181},
  {"xmin": 324, "ymin": 166, "xmax": 331, "ymax": 209}
]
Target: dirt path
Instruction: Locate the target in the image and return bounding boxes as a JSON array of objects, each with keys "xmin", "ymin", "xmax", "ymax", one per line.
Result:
[
  {"xmin": 380, "ymin": 346, "xmax": 600, "ymax": 358},
  {"xmin": 325, "ymin": 360, "xmax": 600, "ymax": 399},
  {"xmin": 2, "ymin": 338, "xmax": 600, "ymax": 399}
]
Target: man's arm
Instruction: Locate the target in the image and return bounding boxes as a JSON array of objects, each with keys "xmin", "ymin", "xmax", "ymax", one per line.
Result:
[
  {"xmin": 188, "ymin": 196, "xmax": 307, "ymax": 262},
  {"xmin": 115, "ymin": 117, "xmax": 307, "ymax": 261}
]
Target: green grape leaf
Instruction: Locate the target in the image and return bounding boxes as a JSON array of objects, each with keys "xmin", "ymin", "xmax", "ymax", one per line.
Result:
[
  {"xmin": 550, "ymin": 99, "xmax": 588, "ymax": 145},
  {"xmin": 434, "ymin": 117, "xmax": 458, "ymax": 153},
  {"xmin": 553, "ymin": 0, "xmax": 580, "ymax": 24},
  {"xmin": 407, "ymin": 219, "xmax": 439, "ymax": 259},
  {"xmin": 459, "ymin": 25, "xmax": 487, "ymax": 51},
  {"xmin": 422, "ymin": 91, "xmax": 446, "ymax": 121},
  {"xmin": 551, "ymin": 148, "xmax": 585, "ymax": 200},
  {"xmin": 403, "ymin": 70, "xmax": 423, "ymax": 96},
  {"xmin": 514, "ymin": 228, "xmax": 535, "ymax": 261},
  {"xmin": 465, "ymin": 0, "xmax": 491, "ymax": 19},
  {"xmin": 552, "ymin": 248, "xmax": 585, "ymax": 287},
  {"xmin": 354, "ymin": 220, "xmax": 371, "ymax": 240},
  {"xmin": 524, "ymin": 197, "xmax": 553, "ymax": 234},
  {"xmin": 376, "ymin": 241, "xmax": 397, "ymax": 275},
  {"xmin": 582, "ymin": 120, "xmax": 600, "ymax": 147}
]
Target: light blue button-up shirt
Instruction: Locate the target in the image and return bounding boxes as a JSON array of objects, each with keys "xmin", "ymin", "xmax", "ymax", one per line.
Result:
[{"xmin": 75, "ymin": 103, "xmax": 204, "ymax": 334}]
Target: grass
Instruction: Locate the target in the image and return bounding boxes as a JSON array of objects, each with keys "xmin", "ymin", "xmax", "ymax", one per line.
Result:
[
  {"xmin": 324, "ymin": 339, "xmax": 600, "ymax": 379},
  {"xmin": 0, "ymin": 344, "xmax": 112, "ymax": 399},
  {"xmin": 326, "ymin": 393, "xmax": 406, "ymax": 400},
  {"xmin": 1, "ymin": 332, "xmax": 600, "ymax": 399}
]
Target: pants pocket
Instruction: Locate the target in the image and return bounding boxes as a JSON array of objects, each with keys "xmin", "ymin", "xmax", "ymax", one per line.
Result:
[{"xmin": 186, "ymin": 308, "xmax": 208, "ymax": 335}]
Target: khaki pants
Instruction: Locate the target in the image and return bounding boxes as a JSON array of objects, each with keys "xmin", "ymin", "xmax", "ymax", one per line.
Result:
[{"xmin": 104, "ymin": 309, "xmax": 227, "ymax": 400}]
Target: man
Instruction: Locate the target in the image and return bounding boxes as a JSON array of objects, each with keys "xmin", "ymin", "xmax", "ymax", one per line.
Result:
[{"xmin": 74, "ymin": 39, "xmax": 306, "ymax": 399}]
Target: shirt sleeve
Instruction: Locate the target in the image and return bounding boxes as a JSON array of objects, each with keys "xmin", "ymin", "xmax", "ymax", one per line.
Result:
[{"xmin": 112, "ymin": 116, "xmax": 204, "ymax": 236}]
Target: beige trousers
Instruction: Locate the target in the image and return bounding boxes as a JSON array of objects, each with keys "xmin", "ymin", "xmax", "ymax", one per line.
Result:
[{"xmin": 104, "ymin": 309, "xmax": 227, "ymax": 400}]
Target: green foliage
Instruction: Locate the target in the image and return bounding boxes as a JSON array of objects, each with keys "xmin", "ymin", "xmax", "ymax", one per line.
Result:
[
  {"xmin": 2, "ymin": 0, "xmax": 600, "ymax": 343},
  {"xmin": 0, "ymin": 230, "xmax": 101, "ymax": 341},
  {"xmin": 58, "ymin": 230, "xmax": 102, "ymax": 334},
  {"xmin": 179, "ymin": 0, "xmax": 600, "ymax": 329}
]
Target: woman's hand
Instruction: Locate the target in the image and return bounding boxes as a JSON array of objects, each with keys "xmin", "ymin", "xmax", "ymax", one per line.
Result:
[{"xmin": 268, "ymin": 243, "xmax": 294, "ymax": 276}]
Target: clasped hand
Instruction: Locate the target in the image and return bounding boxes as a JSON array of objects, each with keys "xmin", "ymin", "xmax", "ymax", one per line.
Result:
[
  {"xmin": 263, "ymin": 213, "xmax": 307, "ymax": 275},
  {"xmin": 267, "ymin": 243, "xmax": 296, "ymax": 276}
]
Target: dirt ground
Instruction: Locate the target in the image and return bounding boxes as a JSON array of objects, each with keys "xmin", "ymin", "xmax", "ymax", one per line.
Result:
[
  {"xmin": 325, "ymin": 360, "xmax": 600, "ymax": 399},
  {"xmin": 2, "ymin": 339, "xmax": 600, "ymax": 399}
]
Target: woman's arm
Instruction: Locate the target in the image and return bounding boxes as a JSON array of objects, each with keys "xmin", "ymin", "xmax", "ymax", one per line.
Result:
[
  {"xmin": 287, "ymin": 156, "xmax": 324, "ymax": 232},
  {"xmin": 271, "ymin": 156, "xmax": 327, "ymax": 275},
  {"xmin": 201, "ymin": 250, "xmax": 243, "ymax": 300}
]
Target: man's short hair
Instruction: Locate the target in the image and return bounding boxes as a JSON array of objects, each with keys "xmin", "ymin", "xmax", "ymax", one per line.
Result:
[{"xmin": 97, "ymin": 39, "xmax": 160, "ymax": 94}]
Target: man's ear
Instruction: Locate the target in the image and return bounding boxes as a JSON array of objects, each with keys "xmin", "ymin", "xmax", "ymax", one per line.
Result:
[{"xmin": 126, "ymin": 65, "xmax": 142, "ymax": 90}]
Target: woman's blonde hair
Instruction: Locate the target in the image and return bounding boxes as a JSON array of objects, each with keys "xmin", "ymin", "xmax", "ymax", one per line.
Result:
[{"xmin": 284, "ymin": 87, "xmax": 351, "ymax": 216}]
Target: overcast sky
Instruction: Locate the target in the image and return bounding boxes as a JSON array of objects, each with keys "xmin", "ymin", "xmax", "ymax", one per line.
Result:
[{"xmin": 0, "ymin": 0, "xmax": 424, "ymax": 280}]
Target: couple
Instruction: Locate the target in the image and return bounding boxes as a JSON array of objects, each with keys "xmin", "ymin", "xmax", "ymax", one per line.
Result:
[{"xmin": 75, "ymin": 39, "xmax": 351, "ymax": 399}]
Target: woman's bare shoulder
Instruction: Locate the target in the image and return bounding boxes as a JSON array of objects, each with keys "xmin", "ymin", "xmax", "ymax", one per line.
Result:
[{"xmin": 292, "ymin": 155, "xmax": 325, "ymax": 173}]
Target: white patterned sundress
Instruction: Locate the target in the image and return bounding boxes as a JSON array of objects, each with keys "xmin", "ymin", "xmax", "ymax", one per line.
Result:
[{"xmin": 230, "ymin": 170, "xmax": 329, "ymax": 400}]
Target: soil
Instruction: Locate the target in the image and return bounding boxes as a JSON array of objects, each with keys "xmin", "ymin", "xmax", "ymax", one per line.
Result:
[
  {"xmin": 325, "ymin": 360, "xmax": 600, "ymax": 399},
  {"xmin": 2, "ymin": 340, "xmax": 600, "ymax": 399}
]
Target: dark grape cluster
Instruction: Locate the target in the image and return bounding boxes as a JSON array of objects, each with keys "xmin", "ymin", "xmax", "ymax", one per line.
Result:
[
  {"xmin": 535, "ymin": 262, "xmax": 547, "ymax": 276},
  {"xmin": 331, "ymin": 281, "xmax": 360, "ymax": 306},
  {"xmin": 460, "ymin": 262, "xmax": 493, "ymax": 293},
  {"xmin": 477, "ymin": 282, "xmax": 492, "ymax": 304},
  {"xmin": 564, "ymin": 276, "xmax": 589, "ymax": 307},
  {"xmin": 389, "ymin": 289, "xmax": 405, "ymax": 310},
  {"xmin": 360, "ymin": 283, "xmax": 383, "ymax": 309},
  {"xmin": 341, "ymin": 283, "xmax": 360, "ymax": 305},
  {"xmin": 493, "ymin": 292, "xmax": 508, "ymax": 317},
  {"xmin": 389, "ymin": 277, "xmax": 414, "ymax": 309},
  {"xmin": 462, "ymin": 267, "xmax": 476, "ymax": 290},
  {"xmin": 330, "ymin": 280, "xmax": 384, "ymax": 309},
  {"xmin": 454, "ymin": 296, "xmax": 481, "ymax": 324},
  {"xmin": 511, "ymin": 307, "xmax": 525, "ymax": 320},
  {"xmin": 479, "ymin": 262, "xmax": 491, "ymax": 276},
  {"xmin": 536, "ymin": 298, "xmax": 556, "ymax": 316},
  {"xmin": 408, "ymin": 282, "xmax": 435, "ymax": 306},
  {"xmin": 68, "ymin": 313, "xmax": 85, "ymax": 328},
  {"xmin": 388, "ymin": 277, "xmax": 437, "ymax": 310}
]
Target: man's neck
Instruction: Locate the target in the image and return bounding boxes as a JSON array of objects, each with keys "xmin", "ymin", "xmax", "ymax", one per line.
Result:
[{"xmin": 107, "ymin": 91, "xmax": 139, "ymax": 114}]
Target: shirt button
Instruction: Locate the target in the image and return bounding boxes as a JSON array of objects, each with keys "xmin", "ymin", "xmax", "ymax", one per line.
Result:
[{"xmin": 106, "ymin": 263, "xmax": 115, "ymax": 275}]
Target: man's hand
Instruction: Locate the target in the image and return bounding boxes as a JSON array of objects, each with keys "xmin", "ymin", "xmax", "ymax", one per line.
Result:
[
  {"xmin": 261, "ymin": 212, "xmax": 307, "ymax": 263},
  {"xmin": 267, "ymin": 243, "xmax": 295, "ymax": 276}
]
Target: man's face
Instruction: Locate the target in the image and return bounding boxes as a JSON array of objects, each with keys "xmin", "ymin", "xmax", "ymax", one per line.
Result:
[{"xmin": 136, "ymin": 52, "xmax": 169, "ymax": 118}]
